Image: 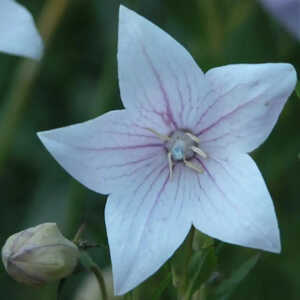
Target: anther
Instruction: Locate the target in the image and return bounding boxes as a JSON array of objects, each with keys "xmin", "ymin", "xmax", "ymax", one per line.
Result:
[
  {"xmin": 191, "ymin": 146, "xmax": 208, "ymax": 159},
  {"xmin": 147, "ymin": 128, "xmax": 170, "ymax": 141},
  {"xmin": 184, "ymin": 158, "xmax": 204, "ymax": 174},
  {"xmin": 168, "ymin": 152, "xmax": 173, "ymax": 180},
  {"xmin": 146, "ymin": 128, "xmax": 207, "ymax": 178},
  {"xmin": 185, "ymin": 132, "xmax": 201, "ymax": 143}
]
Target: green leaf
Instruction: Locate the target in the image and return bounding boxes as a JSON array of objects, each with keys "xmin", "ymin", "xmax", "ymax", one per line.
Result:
[
  {"xmin": 296, "ymin": 81, "xmax": 300, "ymax": 98},
  {"xmin": 193, "ymin": 230, "xmax": 214, "ymax": 250},
  {"xmin": 171, "ymin": 228, "xmax": 194, "ymax": 289},
  {"xmin": 151, "ymin": 272, "xmax": 172, "ymax": 300},
  {"xmin": 186, "ymin": 247, "xmax": 217, "ymax": 298},
  {"xmin": 212, "ymin": 254, "xmax": 260, "ymax": 300}
]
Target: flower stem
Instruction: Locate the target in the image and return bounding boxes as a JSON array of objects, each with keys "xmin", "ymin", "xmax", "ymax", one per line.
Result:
[
  {"xmin": 73, "ymin": 223, "xmax": 86, "ymax": 244},
  {"xmin": 90, "ymin": 264, "xmax": 108, "ymax": 300},
  {"xmin": 0, "ymin": 0, "xmax": 70, "ymax": 171},
  {"xmin": 79, "ymin": 251, "xmax": 108, "ymax": 300}
]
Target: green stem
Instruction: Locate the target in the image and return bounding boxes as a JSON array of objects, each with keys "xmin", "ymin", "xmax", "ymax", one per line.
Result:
[
  {"xmin": 73, "ymin": 223, "xmax": 86, "ymax": 244},
  {"xmin": 0, "ymin": 0, "xmax": 70, "ymax": 171},
  {"xmin": 90, "ymin": 264, "xmax": 108, "ymax": 300},
  {"xmin": 79, "ymin": 251, "xmax": 108, "ymax": 300},
  {"xmin": 198, "ymin": 284, "xmax": 207, "ymax": 300}
]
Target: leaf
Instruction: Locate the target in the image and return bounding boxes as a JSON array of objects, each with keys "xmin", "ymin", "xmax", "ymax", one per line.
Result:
[
  {"xmin": 193, "ymin": 230, "xmax": 214, "ymax": 250},
  {"xmin": 171, "ymin": 228, "xmax": 194, "ymax": 288},
  {"xmin": 212, "ymin": 254, "xmax": 260, "ymax": 300},
  {"xmin": 186, "ymin": 247, "xmax": 218, "ymax": 298},
  {"xmin": 151, "ymin": 272, "xmax": 172, "ymax": 300}
]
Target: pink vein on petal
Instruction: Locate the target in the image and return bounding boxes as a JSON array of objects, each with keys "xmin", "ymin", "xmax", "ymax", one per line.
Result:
[
  {"xmin": 175, "ymin": 166, "xmax": 184, "ymax": 220},
  {"xmin": 140, "ymin": 43, "xmax": 178, "ymax": 129},
  {"xmin": 117, "ymin": 163, "xmax": 169, "ymax": 281},
  {"xmin": 200, "ymin": 132, "xmax": 231, "ymax": 144},
  {"xmin": 95, "ymin": 150, "xmax": 161, "ymax": 170},
  {"xmin": 196, "ymin": 158, "xmax": 273, "ymax": 244},
  {"xmin": 144, "ymin": 165, "xmax": 170, "ymax": 227},
  {"xmin": 194, "ymin": 84, "xmax": 241, "ymax": 130},
  {"xmin": 165, "ymin": 58, "xmax": 184, "ymax": 126},
  {"xmin": 196, "ymin": 93, "xmax": 262, "ymax": 137},
  {"xmin": 99, "ymin": 130, "xmax": 160, "ymax": 140},
  {"xmin": 74, "ymin": 143, "xmax": 163, "ymax": 152},
  {"xmin": 103, "ymin": 159, "xmax": 153, "ymax": 181}
]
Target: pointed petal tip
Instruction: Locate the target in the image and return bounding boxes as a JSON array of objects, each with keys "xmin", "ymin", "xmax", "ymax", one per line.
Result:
[
  {"xmin": 273, "ymin": 63, "xmax": 297, "ymax": 89},
  {"xmin": 36, "ymin": 130, "xmax": 53, "ymax": 147},
  {"xmin": 273, "ymin": 244, "xmax": 281, "ymax": 254},
  {"xmin": 0, "ymin": 0, "xmax": 44, "ymax": 60},
  {"xmin": 24, "ymin": 30, "xmax": 44, "ymax": 60},
  {"xmin": 36, "ymin": 130, "xmax": 46, "ymax": 140},
  {"xmin": 253, "ymin": 226, "xmax": 281, "ymax": 254},
  {"xmin": 287, "ymin": 64, "xmax": 297, "ymax": 87},
  {"xmin": 119, "ymin": 4, "xmax": 133, "ymax": 20},
  {"xmin": 260, "ymin": 232, "xmax": 281, "ymax": 254},
  {"xmin": 118, "ymin": 4, "xmax": 144, "ymax": 30},
  {"xmin": 265, "ymin": 224, "xmax": 282, "ymax": 254},
  {"xmin": 31, "ymin": 40, "xmax": 44, "ymax": 61},
  {"xmin": 281, "ymin": 62, "xmax": 297, "ymax": 78},
  {"xmin": 111, "ymin": 267, "xmax": 133, "ymax": 296},
  {"xmin": 114, "ymin": 284, "xmax": 127, "ymax": 296}
]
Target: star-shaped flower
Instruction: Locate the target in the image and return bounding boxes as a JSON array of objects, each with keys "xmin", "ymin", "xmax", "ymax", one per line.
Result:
[
  {"xmin": 0, "ymin": 0, "xmax": 43, "ymax": 59},
  {"xmin": 259, "ymin": 0, "xmax": 300, "ymax": 41},
  {"xmin": 38, "ymin": 5, "xmax": 297, "ymax": 295}
]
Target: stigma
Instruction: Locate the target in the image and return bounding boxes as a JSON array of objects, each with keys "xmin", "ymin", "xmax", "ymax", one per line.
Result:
[{"xmin": 147, "ymin": 128, "xmax": 208, "ymax": 179}]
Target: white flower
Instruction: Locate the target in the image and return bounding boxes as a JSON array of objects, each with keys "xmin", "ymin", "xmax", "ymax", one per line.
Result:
[
  {"xmin": 37, "ymin": 5, "xmax": 297, "ymax": 295},
  {"xmin": 0, "ymin": 0, "xmax": 43, "ymax": 59}
]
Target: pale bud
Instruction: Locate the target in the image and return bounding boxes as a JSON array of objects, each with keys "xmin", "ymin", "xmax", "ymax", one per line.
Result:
[{"xmin": 2, "ymin": 223, "xmax": 79, "ymax": 286}]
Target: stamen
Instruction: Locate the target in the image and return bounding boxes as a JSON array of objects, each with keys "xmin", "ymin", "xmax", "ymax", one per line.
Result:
[
  {"xmin": 185, "ymin": 132, "xmax": 201, "ymax": 143},
  {"xmin": 147, "ymin": 128, "xmax": 170, "ymax": 141},
  {"xmin": 191, "ymin": 146, "xmax": 208, "ymax": 159},
  {"xmin": 184, "ymin": 158, "xmax": 204, "ymax": 174},
  {"xmin": 168, "ymin": 152, "xmax": 173, "ymax": 180}
]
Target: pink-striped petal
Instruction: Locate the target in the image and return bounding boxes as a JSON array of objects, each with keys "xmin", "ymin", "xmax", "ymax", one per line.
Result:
[
  {"xmin": 0, "ymin": 0, "xmax": 43, "ymax": 59},
  {"xmin": 194, "ymin": 63, "xmax": 297, "ymax": 156},
  {"xmin": 118, "ymin": 5, "xmax": 209, "ymax": 130},
  {"xmin": 192, "ymin": 154, "xmax": 280, "ymax": 253},
  {"xmin": 38, "ymin": 109, "xmax": 169, "ymax": 195},
  {"xmin": 105, "ymin": 163, "xmax": 192, "ymax": 295}
]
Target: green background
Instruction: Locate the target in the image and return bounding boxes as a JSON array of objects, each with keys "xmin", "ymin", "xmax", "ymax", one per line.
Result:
[{"xmin": 0, "ymin": 0, "xmax": 299, "ymax": 299}]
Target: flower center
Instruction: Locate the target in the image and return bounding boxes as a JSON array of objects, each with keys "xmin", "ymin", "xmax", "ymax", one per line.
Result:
[
  {"xmin": 167, "ymin": 130, "xmax": 195, "ymax": 161},
  {"xmin": 147, "ymin": 128, "xmax": 208, "ymax": 179}
]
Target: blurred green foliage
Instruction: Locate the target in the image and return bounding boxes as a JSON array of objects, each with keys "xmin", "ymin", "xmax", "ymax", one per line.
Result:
[{"xmin": 0, "ymin": 0, "xmax": 299, "ymax": 299}]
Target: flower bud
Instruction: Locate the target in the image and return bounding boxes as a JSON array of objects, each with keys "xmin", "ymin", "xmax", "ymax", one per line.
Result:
[{"xmin": 2, "ymin": 223, "xmax": 79, "ymax": 286}]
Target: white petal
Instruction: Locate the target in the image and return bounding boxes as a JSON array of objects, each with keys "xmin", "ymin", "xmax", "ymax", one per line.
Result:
[
  {"xmin": 195, "ymin": 63, "xmax": 297, "ymax": 155},
  {"xmin": 105, "ymin": 163, "xmax": 192, "ymax": 295},
  {"xmin": 37, "ymin": 109, "xmax": 170, "ymax": 195},
  {"xmin": 0, "ymin": 0, "xmax": 43, "ymax": 59},
  {"xmin": 118, "ymin": 5, "xmax": 209, "ymax": 129},
  {"xmin": 192, "ymin": 154, "xmax": 280, "ymax": 253}
]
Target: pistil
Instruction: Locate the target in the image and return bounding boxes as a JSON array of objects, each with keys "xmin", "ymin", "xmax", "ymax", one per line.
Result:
[{"xmin": 147, "ymin": 128, "xmax": 208, "ymax": 179}]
